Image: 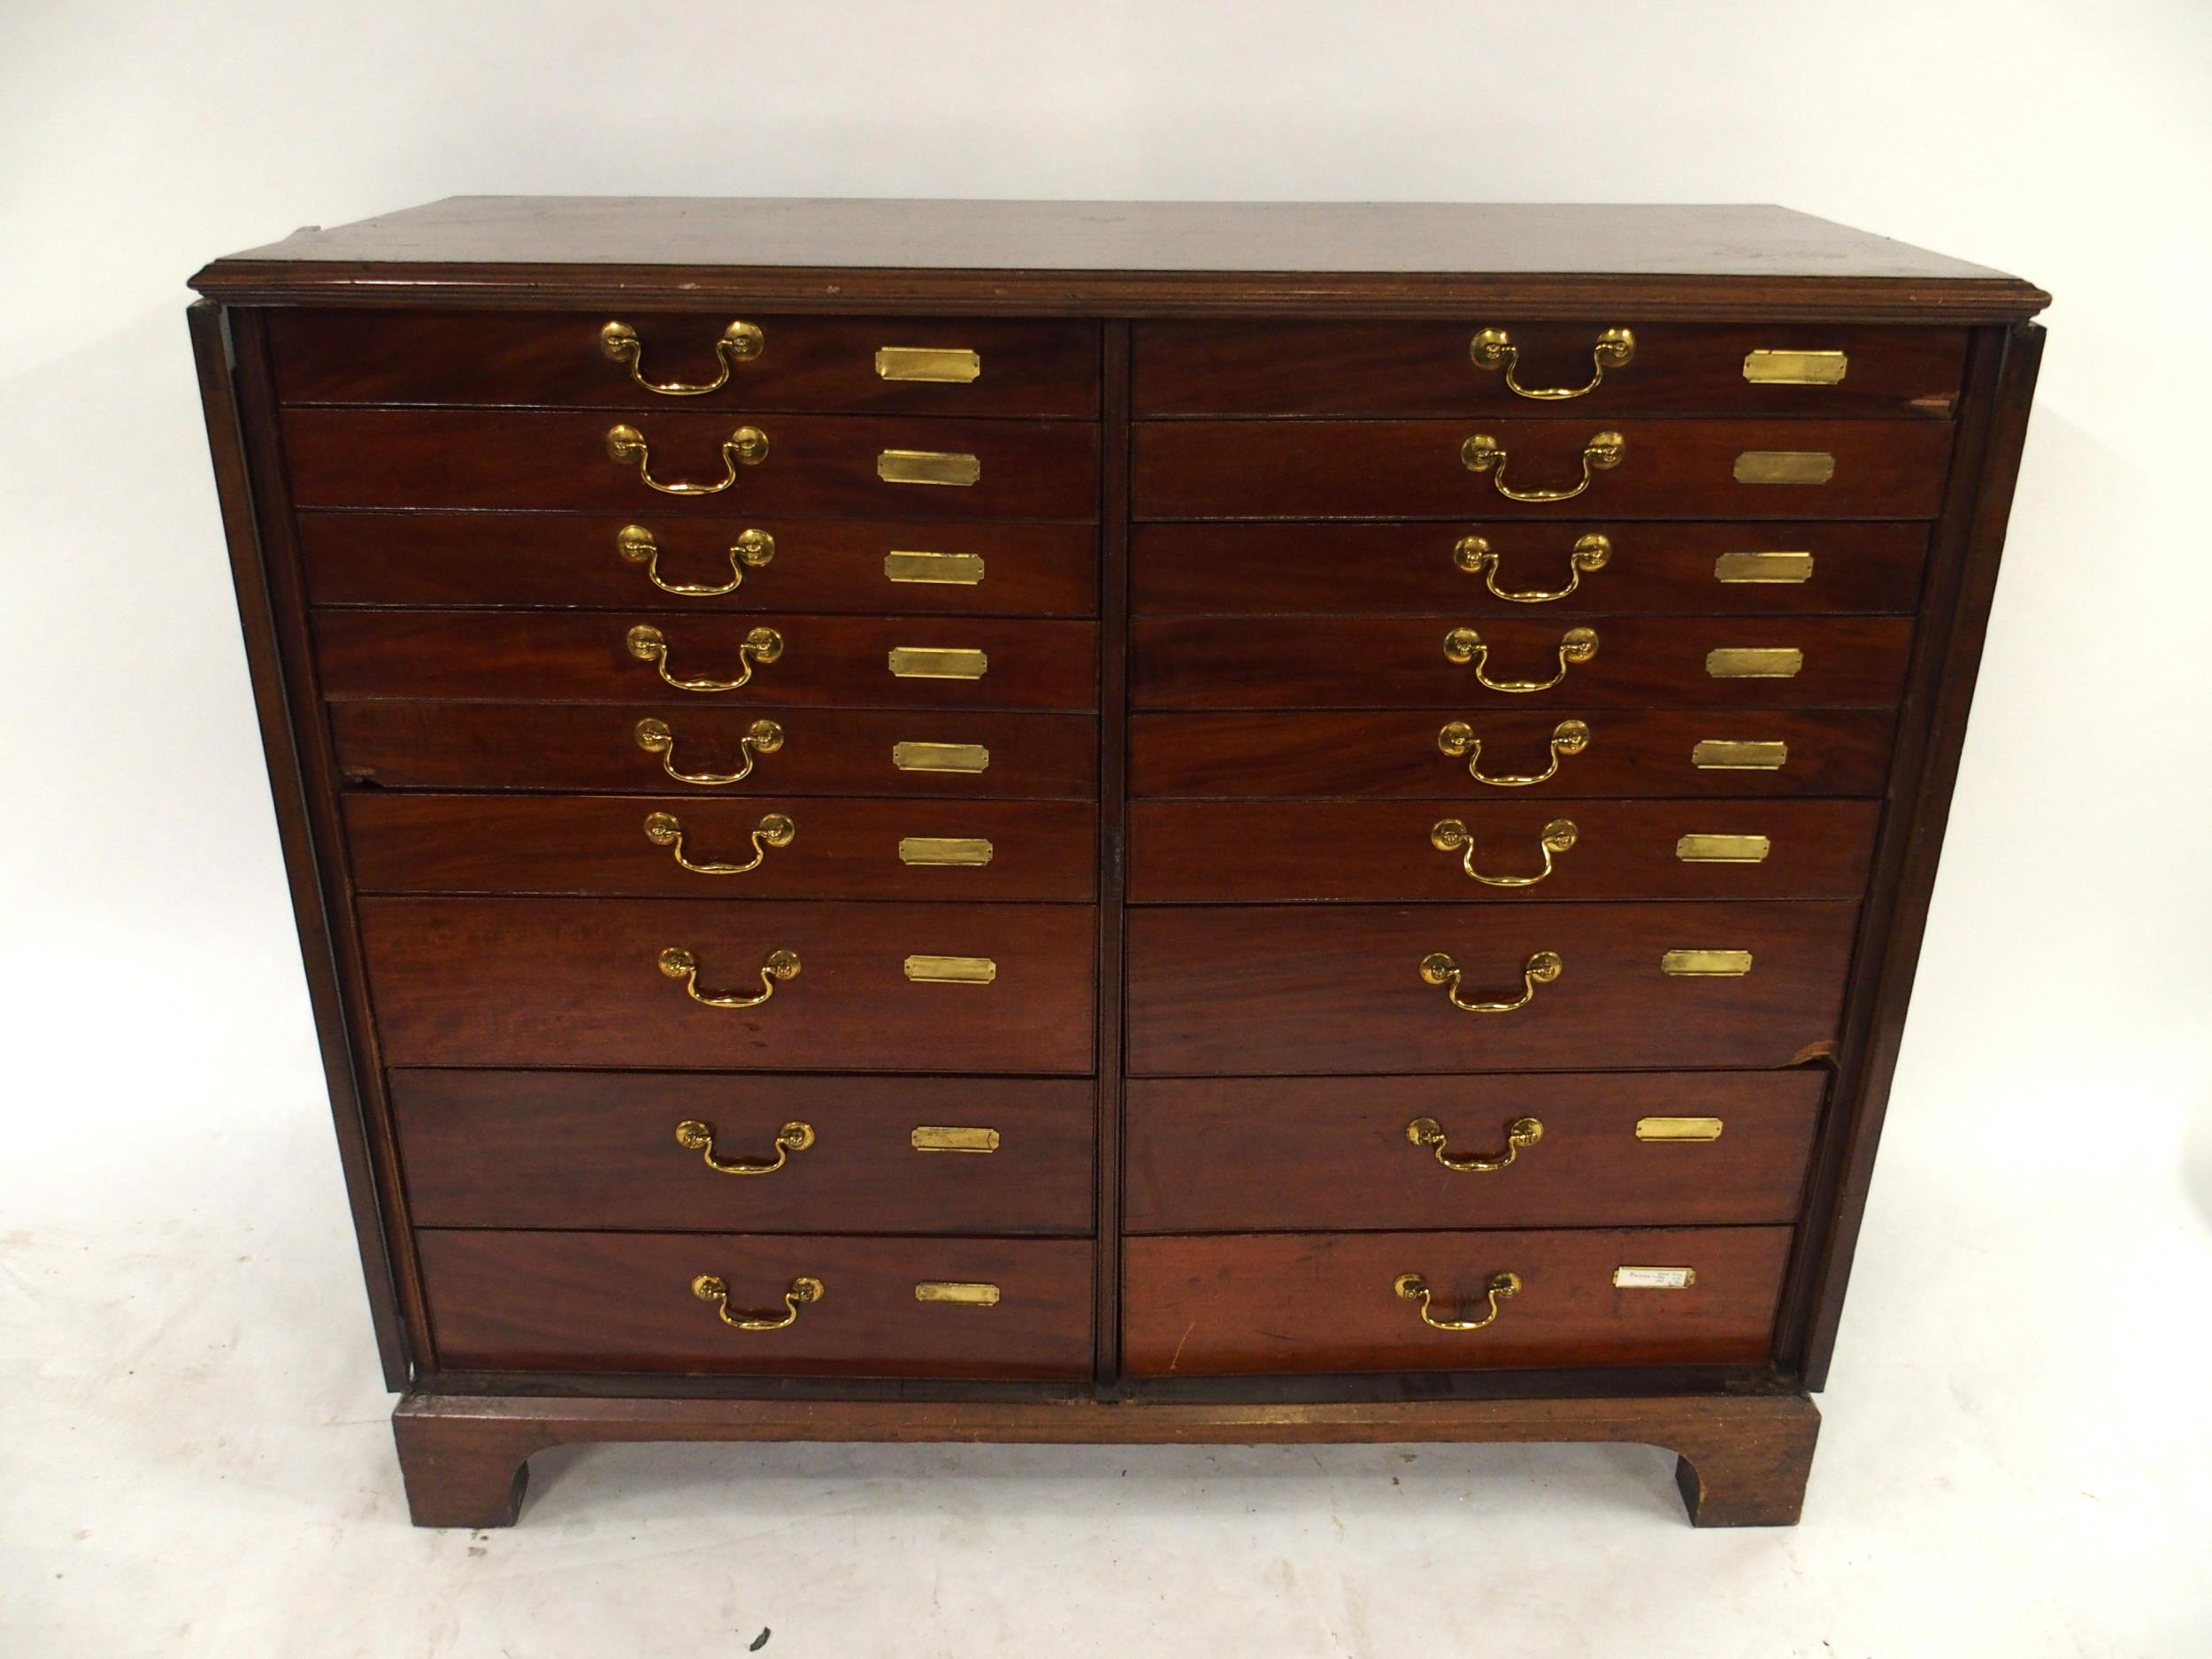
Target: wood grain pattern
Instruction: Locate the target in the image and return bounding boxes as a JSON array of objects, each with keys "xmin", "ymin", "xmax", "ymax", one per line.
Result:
[
  {"xmin": 1121, "ymin": 1227, "xmax": 1793, "ymax": 1376},
  {"xmin": 393, "ymin": 1071, "xmax": 1094, "ymax": 1233},
  {"xmin": 1126, "ymin": 901, "xmax": 1858, "ymax": 1074},
  {"xmin": 1125, "ymin": 1072, "xmax": 1822, "ymax": 1233}
]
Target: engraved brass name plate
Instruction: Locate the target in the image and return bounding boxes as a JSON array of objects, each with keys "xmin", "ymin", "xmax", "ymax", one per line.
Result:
[
  {"xmin": 879, "ymin": 449, "xmax": 982, "ymax": 487},
  {"xmin": 888, "ymin": 647, "xmax": 989, "ymax": 680},
  {"xmin": 876, "ymin": 346, "xmax": 982, "ymax": 383},
  {"xmin": 1675, "ymin": 833, "xmax": 1772, "ymax": 864},
  {"xmin": 914, "ymin": 1280, "xmax": 1002, "ymax": 1304},
  {"xmin": 885, "ymin": 549, "xmax": 986, "ymax": 585},
  {"xmin": 1660, "ymin": 949, "xmax": 1754, "ymax": 977},
  {"xmin": 1706, "ymin": 647, "xmax": 1804, "ymax": 679},
  {"xmin": 1635, "ymin": 1117, "xmax": 1725, "ymax": 1141},
  {"xmin": 898, "ymin": 836, "xmax": 995, "ymax": 866},
  {"xmin": 903, "ymin": 954, "xmax": 998, "ymax": 984},
  {"xmin": 1713, "ymin": 550, "xmax": 1814, "ymax": 584},
  {"xmin": 1743, "ymin": 349, "xmax": 1848, "ymax": 384},
  {"xmin": 892, "ymin": 741, "xmax": 990, "ymax": 772},
  {"xmin": 1733, "ymin": 450, "xmax": 1836, "ymax": 485},
  {"xmin": 910, "ymin": 1125, "xmax": 1001, "ymax": 1153},
  {"xmin": 1691, "ymin": 739, "xmax": 1788, "ymax": 771},
  {"xmin": 1613, "ymin": 1264, "xmax": 1698, "ymax": 1289}
]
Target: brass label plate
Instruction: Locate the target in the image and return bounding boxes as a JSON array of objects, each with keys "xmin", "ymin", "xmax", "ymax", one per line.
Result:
[
  {"xmin": 875, "ymin": 346, "xmax": 982, "ymax": 384},
  {"xmin": 892, "ymin": 741, "xmax": 990, "ymax": 773},
  {"xmin": 1613, "ymin": 1264, "xmax": 1698, "ymax": 1289},
  {"xmin": 1706, "ymin": 647, "xmax": 1804, "ymax": 679},
  {"xmin": 1692, "ymin": 739, "xmax": 1788, "ymax": 771},
  {"xmin": 1661, "ymin": 949, "xmax": 1754, "ymax": 977},
  {"xmin": 888, "ymin": 646, "xmax": 989, "ymax": 680},
  {"xmin": 904, "ymin": 954, "xmax": 997, "ymax": 984},
  {"xmin": 879, "ymin": 449, "xmax": 982, "ymax": 487},
  {"xmin": 898, "ymin": 836, "xmax": 995, "ymax": 866},
  {"xmin": 1635, "ymin": 1116, "xmax": 1725, "ymax": 1142},
  {"xmin": 914, "ymin": 1280, "xmax": 1002, "ymax": 1304},
  {"xmin": 1743, "ymin": 349, "xmax": 1848, "ymax": 384},
  {"xmin": 885, "ymin": 549, "xmax": 986, "ymax": 585},
  {"xmin": 910, "ymin": 1125, "xmax": 1001, "ymax": 1153},
  {"xmin": 1675, "ymin": 833, "xmax": 1772, "ymax": 864},
  {"xmin": 1713, "ymin": 550, "xmax": 1814, "ymax": 584},
  {"xmin": 1733, "ymin": 450, "xmax": 1836, "ymax": 485}
]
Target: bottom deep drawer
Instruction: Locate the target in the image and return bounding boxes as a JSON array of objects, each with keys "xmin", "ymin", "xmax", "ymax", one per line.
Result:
[
  {"xmin": 1121, "ymin": 1227, "xmax": 1790, "ymax": 1377},
  {"xmin": 418, "ymin": 1230, "xmax": 1094, "ymax": 1379}
]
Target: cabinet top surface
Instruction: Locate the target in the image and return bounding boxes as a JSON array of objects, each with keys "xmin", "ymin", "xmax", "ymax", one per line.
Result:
[{"xmin": 191, "ymin": 197, "xmax": 2047, "ymax": 319}]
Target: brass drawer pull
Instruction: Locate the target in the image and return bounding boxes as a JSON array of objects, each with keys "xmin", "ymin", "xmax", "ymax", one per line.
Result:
[
  {"xmin": 1461, "ymin": 430, "xmax": 1624, "ymax": 503},
  {"xmin": 1470, "ymin": 326, "xmax": 1634, "ymax": 400},
  {"xmin": 1406, "ymin": 1114, "xmax": 1543, "ymax": 1172},
  {"xmin": 1430, "ymin": 817, "xmax": 1576, "ymax": 887},
  {"xmin": 1419, "ymin": 949, "xmax": 1562, "ymax": 1014},
  {"xmin": 1453, "ymin": 533, "xmax": 1610, "ymax": 603},
  {"xmin": 1438, "ymin": 718, "xmax": 1589, "ymax": 787},
  {"xmin": 627, "ymin": 624, "xmax": 783, "ymax": 693},
  {"xmin": 1394, "ymin": 1270, "xmax": 1521, "ymax": 1332},
  {"xmin": 606, "ymin": 423, "xmax": 769, "ymax": 495},
  {"xmin": 618, "ymin": 524, "xmax": 774, "ymax": 596},
  {"xmin": 635, "ymin": 718, "xmax": 783, "ymax": 786},
  {"xmin": 601, "ymin": 319, "xmax": 763, "ymax": 396},
  {"xmin": 1444, "ymin": 625, "xmax": 1597, "ymax": 692},
  {"xmin": 690, "ymin": 1272, "xmax": 820, "ymax": 1332},
  {"xmin": 673, "ymin": 1117, "xmax": 814, "ymax": 1175},
  {"xmin": 644, "ymin": 810, "xmax": 794, "ymax": 875},
  {"xmin": 657, "ymin": 945, "xmax": 801, "ymax": 1008}
]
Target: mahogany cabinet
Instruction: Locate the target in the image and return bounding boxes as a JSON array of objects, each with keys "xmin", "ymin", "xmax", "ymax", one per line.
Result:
[{"xmin": 189, "ymin": 197, "xmax": 2047, "ymax": 1529}]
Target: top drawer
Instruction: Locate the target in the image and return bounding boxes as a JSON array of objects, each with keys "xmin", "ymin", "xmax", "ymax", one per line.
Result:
[
  {"xmin": 1134, "ymin": 322, "xmax": 1965, "ymax": 418},
  {"xmin": 267, "ymin": 311, "xmax": 1100, "ymax": 418}
]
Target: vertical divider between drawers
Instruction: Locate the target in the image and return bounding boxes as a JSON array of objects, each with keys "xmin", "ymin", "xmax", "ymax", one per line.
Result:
[{"xmin": 1095, "ymin": 322, "xmax": 1133, "ymax": 1384}]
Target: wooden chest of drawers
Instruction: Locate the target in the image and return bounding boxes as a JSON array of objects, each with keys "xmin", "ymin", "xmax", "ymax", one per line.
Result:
[{"xmin": 189, "ymin": 197, "xmax": 2047, "ymax": 1528}]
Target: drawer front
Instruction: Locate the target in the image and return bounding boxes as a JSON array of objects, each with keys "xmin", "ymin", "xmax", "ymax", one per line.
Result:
[
  {"xmin": 419, "ymin": 1229, "xmax": 1093, "ymax": 1379},
  {"xmin": 315, "ymin": 611, "xmax": 1097, "ymax": 710},
  {"xmin": 269, "ymin": 311, "xmax": 1101, "ymax": 417},
  {"xmin": 1130, "ymin": 710, "xmax": 1895, "ymax": 799},
  {"xmin": 1134, "ymin": 322, "xmax": 1965, "ymax": 418},
  {"xmin": 1133, "ymin": 521, "xmax": 1926, "ymax": 618},
  {"xmin": 1126, "ymin": 901, "xmax": 1856, "ymax": 1074},
  {"xmin": 1133, "ymin": 616, "xmax": 1910, "ymax": 710},
  {"xmin": 1133, "ymin": 419, "xmax": 1952, "ymax": 519},
  {"xmin": 300, "ymin": 512, "xmax": 1099, "ymax": 617},
  {"xmin": 1125, "ymin": 1074, "xmax": 1821, "ymax": 1233},
  {"xmin": 1127, "ymin": 799, "xmax": 1878, "ymax": 903},
  {"xmin": 360, "ymin": 897, "xmax": 1095, "ymax": 1071},
  {"xmin": 331, "ymin": 703, "xmax": 1097, "ymax": 797},
  {"xmin": 394, "ymin": 1071, "xmax": 1094, "ymax": 1233},
  {"xmin": 347, "ymin": 795, "xmax": 1096, "ymax": 900},
  {"xmin": 1121, "ymin": 1227, "xmax": 1791, "ymax": 1376},
  {"xmin": 284, "ymin": 409, "xmax": 1100, "ymax": 518}
]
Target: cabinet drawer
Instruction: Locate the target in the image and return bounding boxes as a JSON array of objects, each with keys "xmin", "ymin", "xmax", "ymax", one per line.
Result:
[
  {"xmin": 315, "ymin": 611, "xmax": 1096, "ymax": 710},
  {"xmin": 1127, "ymin": 799, "xmax": 1878, "ymax": 902},
  {"xmin": 1126, "ymin": 901, "xmax": 1856, "ymax": 1074},
  {"xmin": 1133, "ymin": 616, "xmax": 1909, "ymax": 710},
  {"xmin": 1125, "ymin": 1074, "xmax": 1820, "ymax": 1233},
  {"xmin": 360, "ymin": 897, "xmax": 1095, "ymax": 1071},
  {"xmin": 1130, "ymin": 710, "xmax": 1895, "ymax": 800},
  {"xmin": 1134, "ymin": 321, "xmax": 1964, "ymax": 418},
  {"xmin": 419, "ymin": 1229, "xmax": 1093, "ymax": 1379},
  {"xmin": 1122, "ymin": 1228, "xmax": 1789, "ymax": 1376},
  {"xmin": 394, "ymin": 1071, "xmax": 1094, "ymax": 1233},
  {"xmin": 300, "ymin": 512, "xmax": 1099, "ymax": 618},
  {"xmin": 1134, "ymin": 419, "xmax": 1952, "ymax": 519},
  {"xmin": 269, "ymin": 310, "xmax": 1100, "ymax": 417},
  {"xmin": 1133, "ymin": 521, "xmax": 1926, "ymax": 618},
  {"xmin": 284, "ymin": 409, "xmax": 1099, "ymax": 518},
  {"xmin": 347, "ymin": 795, "xmax": 1095, "ymax": 900},
  {"xmin": 331, "ymin": 703, "xmax": 1096, "ymax": 797}
]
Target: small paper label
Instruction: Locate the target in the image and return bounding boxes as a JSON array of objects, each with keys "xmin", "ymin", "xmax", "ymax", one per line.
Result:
[{"xmin": 1612, "ymin": 1265, "xmax": 1696, "ymax": 1290}]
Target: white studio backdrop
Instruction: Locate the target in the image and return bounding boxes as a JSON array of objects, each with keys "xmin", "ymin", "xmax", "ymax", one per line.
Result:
[{"xmin": 3, "ymin": 4, "xmax": 2208, "ymax": 1655}]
